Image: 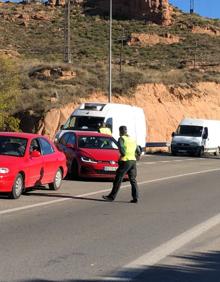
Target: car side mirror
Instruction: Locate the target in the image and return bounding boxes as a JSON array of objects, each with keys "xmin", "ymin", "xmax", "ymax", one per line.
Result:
[
  {"xmin": 203, "ymin": 133, "xmax": 208, "ymax": 139},
  {"xmin": 172, "ymin": 132, "xmax": 175, "ymax": 137},
  {"xmin": 30, "ymin": 150, "xmax": 41, "ymax": 158},
  {"xmin": 203, "ymin": 127, "xmax": 208, "ymax": 139},
  {"xmin": 66, "ymin": 143, "xmax": 76, "ymax": 149}
]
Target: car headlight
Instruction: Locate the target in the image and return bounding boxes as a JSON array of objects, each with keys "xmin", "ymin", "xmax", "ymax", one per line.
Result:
[
  {"xmin": 81, "ymin": 156, "xmax": 97, "ymax": 164},
  {"xmin": 0, "ymin": 168, "xmax": 10, "ymax": 174}
]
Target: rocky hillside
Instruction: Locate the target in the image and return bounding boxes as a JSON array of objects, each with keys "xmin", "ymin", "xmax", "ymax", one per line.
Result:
[
  {"xmin": 38, "ymin": 82, "xmax": 220, "ymax": 143},
  {"xmin": 0, "ymin": 1, "xmax": 220, "ymax": 141}
]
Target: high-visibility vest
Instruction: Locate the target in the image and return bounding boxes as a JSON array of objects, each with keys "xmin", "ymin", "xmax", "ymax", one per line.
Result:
[
  {"xmin": 120, "ymin": 135, "xmax": 137, "ymax": 161},
  {"xmin": 99, "ymin": 127, "xmax": 112, "ymax": 135}
]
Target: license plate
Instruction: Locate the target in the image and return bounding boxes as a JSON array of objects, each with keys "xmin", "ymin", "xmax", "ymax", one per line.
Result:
[
  {"xmin": 104, "ymin": 166, "xmax": 117, "ymax": 172},
  {"xmin": 178, "ymin": 150, "xmax": 187, "ymax": 153}
]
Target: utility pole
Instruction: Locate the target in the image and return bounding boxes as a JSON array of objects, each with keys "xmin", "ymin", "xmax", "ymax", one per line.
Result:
[
  {"xmin": 108, "ymin": 0, "xmax": 112, "ymax": 103},
  {"xmin": 190, "ymin": 0, "xmax": 194, "ymax": 14},
  {"xmin": 64, "ymin": 0, "xmax": 71, "ymax": 63}
]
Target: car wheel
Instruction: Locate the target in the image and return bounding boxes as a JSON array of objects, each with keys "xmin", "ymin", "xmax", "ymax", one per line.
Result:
[
  {"xmin": 197, "ymin": 147, "xmax": 204, "ymax": 157},
  {"xmin": 171, "ymin": 149, "xmax": 177, "ymax": 156},
  {"xmin": 9, "ymin": 173, "xmax": 24, "ymax": 199},
  {"xmin": 49, "ymin": 168, "xmax": 62, "ymax": 190}
]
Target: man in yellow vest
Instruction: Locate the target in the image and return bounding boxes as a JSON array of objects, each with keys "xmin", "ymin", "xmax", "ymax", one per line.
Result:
[
  {"xmin": 99, "ymin": 122, "xmax": 112, "ymax": 135},
  {"xmin": 103, "ymin": 125, "xmax": 141, "ymax": 203}
]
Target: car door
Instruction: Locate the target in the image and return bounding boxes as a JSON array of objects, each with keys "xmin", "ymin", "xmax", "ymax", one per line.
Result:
[
  {"xmin": 38, "ymin": 137, "xmax": 57, "ymax": 184},
  {"xmin": 27, "ymin": 138, "xmax": 44, "ymax": 187},
  {"xmin": 57, "ymin": 132, "xmax": 76, "ymax": 171}
]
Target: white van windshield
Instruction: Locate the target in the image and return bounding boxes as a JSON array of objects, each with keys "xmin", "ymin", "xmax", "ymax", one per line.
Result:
[
  {"xmin": 176, "ymin": 125, "xmax": 203, "ymax": 137},
  {"xmin": 63, "ymin": 116, "xmax": 104, "ymax": 131}
]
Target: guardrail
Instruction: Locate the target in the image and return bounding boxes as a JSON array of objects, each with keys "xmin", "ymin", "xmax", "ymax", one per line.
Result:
[{"xmin": 146, "ymin": 142, "xmax": 171, "ymax": 148}]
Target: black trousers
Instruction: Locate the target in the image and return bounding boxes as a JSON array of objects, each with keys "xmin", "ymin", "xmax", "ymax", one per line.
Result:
[{"xmin": 109, "ymin": 160, "xmax": 139, "ymax": 200}]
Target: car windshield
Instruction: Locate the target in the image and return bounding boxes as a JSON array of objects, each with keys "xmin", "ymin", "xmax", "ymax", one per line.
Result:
[
  {"xmin": 0, "ymin": 136, "xmax": 27, "ymax": 157},
  {"xmin": 78, "ymin": 136, "xmax": 118, "ymax": 150},
  {"xmin": 176, "ymin": 125, "xmax": 203, "ymax": 137},
  {"xmin": 63, "ymin": 116, "xmax": 104, "ymax": 131}
]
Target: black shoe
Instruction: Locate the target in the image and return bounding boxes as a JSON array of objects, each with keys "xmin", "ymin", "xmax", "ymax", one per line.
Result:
[
  {"xmin": 102, "ymin": 195, "xmax": 114, "ymax": 201},
  {"xmin": 130, "ymin": 199, "xmax": 138, "ymax": 203}
]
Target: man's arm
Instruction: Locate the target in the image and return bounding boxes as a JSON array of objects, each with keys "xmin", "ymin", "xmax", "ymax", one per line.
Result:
[
  {"xmin": 118, "ymin": 137, "xmax": 125, "ymax": 157},
  {"xmin": 135, "ymin": 145, "xmax": 142, "ymax": 160}
]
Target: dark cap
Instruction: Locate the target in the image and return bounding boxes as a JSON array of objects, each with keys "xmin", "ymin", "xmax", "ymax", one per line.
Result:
[{"xmin": 119, "ymin": 125, "xmax": 127, "ymax": 135}]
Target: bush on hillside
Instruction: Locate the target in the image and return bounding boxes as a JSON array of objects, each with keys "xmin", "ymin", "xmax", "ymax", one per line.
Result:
[{"xmin": 0, "ymin": 56, "xmax": 21, "ymax": 131}]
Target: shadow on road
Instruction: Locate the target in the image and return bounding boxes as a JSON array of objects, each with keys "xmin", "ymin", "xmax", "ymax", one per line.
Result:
[
  {"xmin": 20, "ymin": 251, "xmax": 220, "ymax": 281},
  {"xmin": 23, "ymin": 191, "xmax": 129, "ymax": 203}
]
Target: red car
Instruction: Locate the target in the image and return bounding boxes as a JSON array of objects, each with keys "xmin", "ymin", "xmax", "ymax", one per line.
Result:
[
  {"xmin": 0, "ymin": 132, "xmax": 67, "ymax": 199},
  {"xmin": 55, "ymin": 131, "xmax": 121, "ymax": 179}
]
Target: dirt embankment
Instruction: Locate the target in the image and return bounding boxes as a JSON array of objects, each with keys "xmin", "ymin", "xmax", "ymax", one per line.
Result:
[{"xmin": 38, "ymin": 82, "xmax": 220, "ymax": 142}]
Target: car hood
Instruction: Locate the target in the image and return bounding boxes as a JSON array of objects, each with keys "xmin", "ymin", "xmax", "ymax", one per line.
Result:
[
  {"xmin": 172, "ymin": 136, "xmax": 201, "ymax": 144},
  {"xmin": 79, "ymin": 148, "xmax": 120, "ymax": 162}
]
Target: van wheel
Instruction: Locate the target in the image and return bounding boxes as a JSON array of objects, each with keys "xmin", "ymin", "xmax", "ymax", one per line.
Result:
[
  {"xmin": 49, "ymin": 168, "xmax": 62, "ymax": 190},
  {"xmin": 71, "ymin": 160, "xmax": 79, "ymax": 180},
  {"xmin": 9, "ymin": 173, "xmax": 24, "ymax": 199},
  {"xmin": 214, "ymin": 147, "xmax": 220, "ymax": 156},
  {"xmin": 198, "ymin": 147, "xmax": 204, "ymax": 157}
]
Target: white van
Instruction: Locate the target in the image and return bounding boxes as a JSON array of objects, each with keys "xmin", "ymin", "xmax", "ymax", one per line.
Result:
[
  {"xmin": 55, "ymin": 102, "xmax": 147, "ymax": 151},
  {"xmin": 171, "ymin": 118, "xmax": 220, "ymax": 156}
]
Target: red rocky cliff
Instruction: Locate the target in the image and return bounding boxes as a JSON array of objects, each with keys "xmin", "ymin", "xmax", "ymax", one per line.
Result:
[
  {"xmin": 48, "ymin": 0, "xmax": 172, "ymax": 26},
  {"xmin": 91, "ymin": 0, "xmax": 172, "ymax": 25}
]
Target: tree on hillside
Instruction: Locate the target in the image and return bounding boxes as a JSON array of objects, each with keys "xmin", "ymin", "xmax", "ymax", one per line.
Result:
[{"xmin": 0, "ymin": 56, "xmax": 21, "ymax": 131}]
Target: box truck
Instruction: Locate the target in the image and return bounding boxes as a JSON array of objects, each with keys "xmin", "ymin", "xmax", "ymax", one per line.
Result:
[
  {"xmin": 55, "ymin": 102, "xmax": 147, "ymax": 151},
  {"xmin": 171, "ymin": 118, "xmax": 220, "ymax": 156}
]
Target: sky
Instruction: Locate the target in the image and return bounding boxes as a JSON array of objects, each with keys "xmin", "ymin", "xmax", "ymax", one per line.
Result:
[{"xmin": 169, "ymin": 0, "xmax": 220, "ymax": 19}]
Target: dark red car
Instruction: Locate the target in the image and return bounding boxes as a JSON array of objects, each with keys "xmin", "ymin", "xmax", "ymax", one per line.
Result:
[
  {"xmin": 55, "ymin": 131, "xmax": 121, "ymax": 179},
  {"xmin": 0, "ymin": 132, "xmax": 67, "ymax": 199}
]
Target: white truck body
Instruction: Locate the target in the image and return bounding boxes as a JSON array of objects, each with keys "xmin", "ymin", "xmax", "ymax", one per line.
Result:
[
  {"xmin": 171, "ymin": 118, "xmax": 220, "ymax": 156},
  {"xmin": 56, "ymin": 102, "xmax": 147, "ymax": 150}
]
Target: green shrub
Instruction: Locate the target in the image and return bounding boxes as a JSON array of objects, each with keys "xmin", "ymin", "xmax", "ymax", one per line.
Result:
[{"xmin": 0, "ymin": 56, "xmax": 21, "ymax": 131}]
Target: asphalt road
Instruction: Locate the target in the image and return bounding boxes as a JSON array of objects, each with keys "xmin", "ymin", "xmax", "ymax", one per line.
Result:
[{"xmin": 1, "ymin": 154, "xmax": 220, "ymax": 282}]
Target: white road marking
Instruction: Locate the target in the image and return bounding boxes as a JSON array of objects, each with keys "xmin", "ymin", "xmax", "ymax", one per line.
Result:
[
  {"xmin": 1, "ymin": 167, "xmax": 220, "ymax": 215},
  {"xmin": 102, "ymin": 213, "xmax": 220, "ymax": 281},
  {"xmin": 142, "ymin": 158, "xmax": 202, "ymax": 165}
]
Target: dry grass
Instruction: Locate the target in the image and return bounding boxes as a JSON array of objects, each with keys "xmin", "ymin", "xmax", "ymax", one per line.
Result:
[{"xmin": 0, "ymin": 2, "xmax": 220, "ymax": 115}]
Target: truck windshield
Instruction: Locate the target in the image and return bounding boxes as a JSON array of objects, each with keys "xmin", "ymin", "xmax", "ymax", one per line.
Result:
[
  {"xmin": 63, "ymin": 116, "xmax": 104, "ymax": 131},
  {"xmin": 176, "ymin": 125, "xmax": 203, "ymax": 137}
]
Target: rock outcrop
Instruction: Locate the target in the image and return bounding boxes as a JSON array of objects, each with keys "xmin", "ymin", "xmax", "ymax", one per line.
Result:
[
  {"xmin": 192, "ymin": 26, "xmax": 220, "ymax": 36},
  {"xmin": 37, "ymin": 82, "xmax": 220, "ymax": 143},
  {"xmin": 90, "ymin": 0, "xmax": 172, "ymax": 25},
  {"xmin": 128, "ymin": 33, "xmax": 181, "ymax": 46},
  {"xmin": 29, "ymin": 66, "xmax": 76, "ymax": 81}
]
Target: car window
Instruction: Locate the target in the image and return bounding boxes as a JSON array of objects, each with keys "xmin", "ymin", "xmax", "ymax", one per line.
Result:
[
  {"xmin": 0, "ymin": 136, "xmax": 27, "ymax": 157},
  {"xmin": 66, "ymin": 133, "xmax": 76, "ymax": 145},
  {"xmin": 59, "ymin": 133, "xmax": 70, "ymax": 145},
  {"xmin": 39, "ymin": 138, "xmax": 54, "ymax": 155},
  {"xmin": 30, "ymin": 139, "xmax": 41, "ymax": 153},
  {"xmin": 78, "ymin": 136, "xmax": 118, "ymax": 150}
]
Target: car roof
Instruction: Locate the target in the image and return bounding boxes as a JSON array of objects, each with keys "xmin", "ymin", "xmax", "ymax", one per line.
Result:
[
  {"xmin": 64, "ymin": 130, "xmax": 111, "ymax": 137},
  {"xmin": 0, "ymin": 132, "xmax": 43, "ymax": 139}
]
